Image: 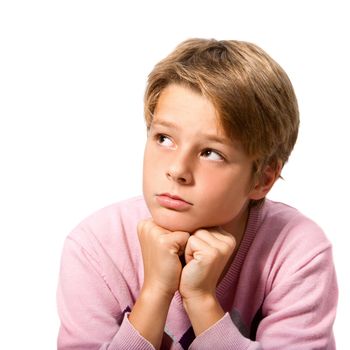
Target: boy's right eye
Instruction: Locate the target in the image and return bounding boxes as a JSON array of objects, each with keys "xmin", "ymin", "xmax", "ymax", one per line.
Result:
[{"xmin": 156, "ymin": 134, "xmax": 174, "ymax": 148}]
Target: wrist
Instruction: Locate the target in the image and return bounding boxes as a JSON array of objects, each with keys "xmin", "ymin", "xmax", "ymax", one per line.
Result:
[
  {"xmin": 140, "ymin": 284, "xmax": 175, "ymax": 304},
  {"xmin": 129, "ymin": 285, "xmax": 174, "ymax": 349},
  {"xmin": 182, "ymin": 293, "xmax": 225, "ymax": 336},
  {"xmin": 183, "ymin": 292, "xmax": 217, "ymax": 313}
]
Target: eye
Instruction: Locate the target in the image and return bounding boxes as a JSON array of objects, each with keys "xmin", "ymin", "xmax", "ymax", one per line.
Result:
[
  {"xmin": 200, "ymin": 149, "xmax": 224, "ymax": 161},
  {"xmin": 156, "ymin": 134, "xmax": 174, "ymax": 148}
]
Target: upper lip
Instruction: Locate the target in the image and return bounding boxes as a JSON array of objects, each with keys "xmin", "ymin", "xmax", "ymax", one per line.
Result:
[{"xmin": 158, "ymin": 193, "xmax": 193, "ymax": 205}]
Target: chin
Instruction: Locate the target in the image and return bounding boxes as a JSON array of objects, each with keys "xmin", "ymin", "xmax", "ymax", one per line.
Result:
[{"xmin": 151, "ymin": 211, "xmax": 201, "ymax": 233}]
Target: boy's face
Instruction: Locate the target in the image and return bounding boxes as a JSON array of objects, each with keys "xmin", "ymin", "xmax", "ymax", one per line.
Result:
[{"xmin": 143, "ymin": 84, "xmax": 262, "ymax": 234}]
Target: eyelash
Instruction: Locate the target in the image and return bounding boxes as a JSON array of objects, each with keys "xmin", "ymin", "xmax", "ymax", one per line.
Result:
[
  {"xmin": 154, "ymin": 133, "xmax": 225, "ymax": 161},
  {"xmin": 200, "ymin": 149, "xmax": 225, "ymax": 161},
  {"xmin": 155, "ymin": 133, "xmax": 173, "ymax": 145}
]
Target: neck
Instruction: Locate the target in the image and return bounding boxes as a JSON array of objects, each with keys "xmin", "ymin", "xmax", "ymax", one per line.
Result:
[
  {"xmin": 219, "ymin": 203, "xmax": 250, "ymax": 283},
  {"xmin": 222, "ymin": 202, "xmax": 250, "ymax": 251}
]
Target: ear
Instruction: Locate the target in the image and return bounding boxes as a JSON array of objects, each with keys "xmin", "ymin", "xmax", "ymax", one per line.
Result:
[{"xmin": 249, "ymin": 161, "xmax": 282, "ymax": 201}]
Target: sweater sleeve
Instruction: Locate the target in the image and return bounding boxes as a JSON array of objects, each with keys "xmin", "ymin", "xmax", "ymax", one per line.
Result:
[
  {"xmin": 189, "ymin": 313, "xmax": 261, "ymax": 350},
  {"xmin": 256, "ymin": 245, "xmax": 338, "ymax": 349},
  {"xmin": 190, "ymin": 241, "xmax": 337, "ymax": 349},
  {"xmin": 57, "ymin": 235, "xmax": 155, "ymax": 350}
]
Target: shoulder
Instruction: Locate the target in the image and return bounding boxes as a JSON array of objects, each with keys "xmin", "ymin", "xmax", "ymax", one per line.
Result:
[
  {"xmin": 244, "ymin": 201, "xmax": 338, "ymax": 347},
  {"xmin": 253, "ymin": 199, "xmax": 334, "ymax": 276},
  {"xmin": 260, "ymin": 199, "xmax": 330, "ymax": 246},
  {"xmin": 66, "ymin": 196, "xmax": 150, "ymax": 256}
]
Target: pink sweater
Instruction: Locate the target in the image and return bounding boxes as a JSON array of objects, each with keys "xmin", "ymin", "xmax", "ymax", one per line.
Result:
[{"xmin": 57, "ymin": 197, "xmax": 337, "ymax": 349}]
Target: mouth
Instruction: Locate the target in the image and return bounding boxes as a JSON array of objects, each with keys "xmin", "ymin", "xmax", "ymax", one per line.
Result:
[{"xmin": 155, "ymin": 193, "xmax": 193, "ymax": 211}]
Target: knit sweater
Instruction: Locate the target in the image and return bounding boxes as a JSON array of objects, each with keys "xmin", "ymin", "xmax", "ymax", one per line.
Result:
[{"xmin": 57, "ymin": 196, "xmax": 338, "ymax": 349}]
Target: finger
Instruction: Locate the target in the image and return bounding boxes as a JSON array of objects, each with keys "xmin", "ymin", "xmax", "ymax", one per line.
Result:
[
  {"xmin": 138, "ymin": 219, "xmax": 172, "ymax": 239},
  {"xmin": 194, "ymin": 228, "xmax": 235, "ymax": 248},
  {"xmin": 208, "ymin": 226, "xmax": 235, "ymax": 242},
  {"xmin": 184, "ymin": 235, "xmax": 210, "ymax": 263},
  {"xmin": 137, "ymin": 218, "xmax": 155, "ymax": 236},
  {"xmin": 213, "ymin": 226, "xmax": 236, "ymax": 241},
  {"xmin": 193, "ymin": 229, "xmax": 220, "ymax": 246},
  {"xmin": 137, "ymin": 219, "xmax": 145, "ymax": 235},
  {"xmin": 138, "ymin": 219, "xmax": 190, "ymax": 255},
  {"xmin": 167, "ymin": 231, "xmax": 190, "ymax": 255},
  {"xmin": 192, "ymin": 229, "xmax": 236, "ymax": 258}
]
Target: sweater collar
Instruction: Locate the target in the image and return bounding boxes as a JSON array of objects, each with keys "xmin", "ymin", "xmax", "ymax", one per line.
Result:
[{"xmin": 164, "ymin": 201, "xmax": 263, "ymax": 346}]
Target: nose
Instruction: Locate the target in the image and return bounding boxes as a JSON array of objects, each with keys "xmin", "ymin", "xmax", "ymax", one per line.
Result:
[{"xmin": 166, "ymin": 152, "xmax": 193, "ymax": 185}]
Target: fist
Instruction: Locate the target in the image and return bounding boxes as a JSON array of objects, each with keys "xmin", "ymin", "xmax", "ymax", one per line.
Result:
[
  {"xmin": 179, "ymin": 227, "xmax": 236, "ymax": 300},
  {"xmin": 137, "ymin": 219, "xmax": 190, "ymax": 297}
]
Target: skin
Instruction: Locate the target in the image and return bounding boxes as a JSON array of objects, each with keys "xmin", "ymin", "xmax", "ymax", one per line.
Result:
[{"xmin": 129, "ymin": 84, "xmax": 280, "ymax": 349}]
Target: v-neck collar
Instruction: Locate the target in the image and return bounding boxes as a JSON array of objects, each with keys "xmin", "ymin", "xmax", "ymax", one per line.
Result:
[{"xmin": 164, "ymin": 202, "xmax": 262, "ymax": 346}]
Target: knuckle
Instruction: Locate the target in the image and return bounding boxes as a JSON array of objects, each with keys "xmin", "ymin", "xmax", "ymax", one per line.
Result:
[
  {"xmin": 221, "ymin": 242, "xmax": 234, "ymax": 256},
  {"xmin": 181, "ymin": 231, "xmax": 191, "ymax": 240},
  {"xmin": 157, "ymin": 235, "xmax": 169, "ymax": 247},
  {"xmin": 207, "ymin": 246, "xmax": 220, "ymax": 259},
  {"xmin": 137, "ymin": 222, "xmax": 146, "ymax": 239},
  {"xmin": 137, "ymin": 219, "xmax": 152, "ymax": 234},
  {"xmin": 194, "ymin": 229, "xmax": 208, "ymax": 238},
  {"xmin": 187, "ymin": 235, "xmax": 196, "ymax": 244},
  {"xmin": 222, "ymin": 235, "xmax": 235, "ymax": 248},
  {"xmin": 137, "ymin": 220, "xmax": 145, "ymax": 233},
  {"xmin": 226, "ymin": 238, "xmax": 236, "ymax": 251}
]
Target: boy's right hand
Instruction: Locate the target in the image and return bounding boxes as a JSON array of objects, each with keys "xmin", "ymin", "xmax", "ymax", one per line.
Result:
[
  {"xmin": 137, "ymin": 219, "xmax": 190, "ymax": 298},
  {"xmin": 130, "ymin": 220, "xmax": 189, "ymax": 348}
]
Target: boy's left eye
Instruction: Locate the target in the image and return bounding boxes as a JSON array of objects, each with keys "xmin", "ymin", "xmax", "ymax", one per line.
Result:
[{"xmin": 200, "ymin": 149, "xmax": 224, "ymax": 161}]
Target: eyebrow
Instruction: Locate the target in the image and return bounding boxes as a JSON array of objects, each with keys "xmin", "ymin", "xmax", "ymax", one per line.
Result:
[
  {"xmin": 151, "ymin": 119, "xmax": 179, "ymax": 130},
  {"xmin": 151, "ymin": 119, "xmax": 233, "ymax": 146}
]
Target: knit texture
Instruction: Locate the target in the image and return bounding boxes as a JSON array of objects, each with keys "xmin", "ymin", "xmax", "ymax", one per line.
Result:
[{"xmin": 57, "ymin": 197, "xmax": 337, "ymax": 349}]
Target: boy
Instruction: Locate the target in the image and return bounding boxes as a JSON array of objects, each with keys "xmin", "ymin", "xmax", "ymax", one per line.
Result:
[{"xmin": 57, "ymin": 39, "xmax": 338, "ymax": 349}]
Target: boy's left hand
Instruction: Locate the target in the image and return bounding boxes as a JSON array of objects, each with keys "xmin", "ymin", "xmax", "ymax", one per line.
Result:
[{"xmin": 179, "ymin": 227, "xmax": 236, "ymax": 301}]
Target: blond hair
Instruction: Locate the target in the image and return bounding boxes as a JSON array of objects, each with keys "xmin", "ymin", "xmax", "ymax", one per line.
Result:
[{"xmin": 144, "ymin": 38, "xmax": 299, "ymax": 199}]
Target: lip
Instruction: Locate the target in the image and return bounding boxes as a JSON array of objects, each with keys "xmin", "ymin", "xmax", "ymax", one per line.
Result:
[{"xmin": 156, "ymin": 193, "xmax": 193, "ymax": 211}]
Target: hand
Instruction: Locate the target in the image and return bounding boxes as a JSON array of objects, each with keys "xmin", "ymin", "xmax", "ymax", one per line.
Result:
[
  {"xmin": 179, "ymin": 227, "xmax": 236, "ymax": 301},
  {"xmin": 130, "ymin": 220, "xmax": 189, "ymax": 349},
  {"xmin": 178, "ymin": 228, "xmax": 236, "ymax": 336},
  {"xmin": 137, "ymin": 219, "xmax": 190, "ymax": 297}
]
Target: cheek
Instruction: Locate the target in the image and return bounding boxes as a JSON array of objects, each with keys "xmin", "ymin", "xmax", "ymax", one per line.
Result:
[
  {"xmin": 142, "ymin": 147, "xmax": 152, "ymax": 189},
  {"xmin": 143, "ymin": 146, "xmax": 163, "ymax": 190},
  {"xmin": 143, "ymin": 143, "xmax": 155, "ymax": 173},
  {"xmin": 198, "ymin": 168, "xmax": 251, "ymax": 204}
]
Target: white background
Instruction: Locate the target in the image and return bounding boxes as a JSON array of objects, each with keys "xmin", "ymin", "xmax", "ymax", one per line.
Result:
[{"xmin": 0, "ymin": 0, "xmax": 349, "ymax": 348}]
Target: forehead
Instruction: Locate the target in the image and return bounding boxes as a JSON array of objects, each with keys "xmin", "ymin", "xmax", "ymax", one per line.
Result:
[
  {"xmin": 154, "ymin": 84, "xmax": 223, "ymax": 132},
  {"xmin": 152, "ymin": 84, "xmax": 245, "ymax": 152}
]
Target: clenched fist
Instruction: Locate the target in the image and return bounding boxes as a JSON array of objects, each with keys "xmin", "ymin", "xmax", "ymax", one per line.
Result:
[
  {"xmin": 137, "ymin": 219, "xmax": 190, "ymax": 297},
  {"xmin": 179, "ymin": 227, "xmax": 236, "ymax": 300},
  {"xmin": 135, "ymin": 222, "xmax": 237, "ymax": 339}
]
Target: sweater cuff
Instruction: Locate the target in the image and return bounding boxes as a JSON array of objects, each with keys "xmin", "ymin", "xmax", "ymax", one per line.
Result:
[
  {"xmin": 189, "ymin": 312, "xmax": 256, "ymax": 350},
  {"xmin": 108, "ymin": 312, "xmax": 155, "ymax": 350}
]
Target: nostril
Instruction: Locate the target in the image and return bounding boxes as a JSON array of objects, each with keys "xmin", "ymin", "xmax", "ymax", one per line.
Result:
[
  {"xmin": 166, "ymin": 171, "xmax": 188, "ymax": 184},
  {"xmin": 178, "ymin": 177, "xmax": 186, "ymax": 183}
]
